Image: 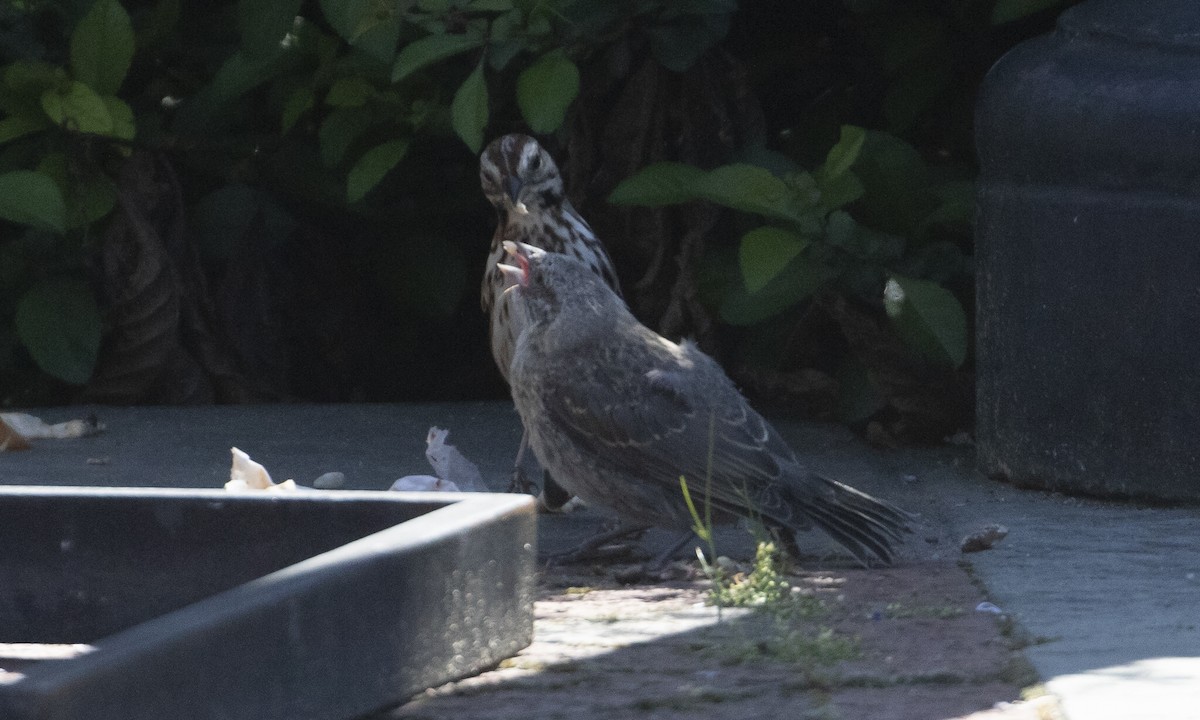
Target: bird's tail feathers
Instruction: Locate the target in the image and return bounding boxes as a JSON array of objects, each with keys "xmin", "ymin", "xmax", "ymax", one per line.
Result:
[{"xmin": 792, "ymin": 476, "xmax": 913, "ymax": 567}]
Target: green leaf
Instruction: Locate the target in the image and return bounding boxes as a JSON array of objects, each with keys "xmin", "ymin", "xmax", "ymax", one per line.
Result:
[
  {"xmin": 852, "ymin": 131, "xmax": 933, "ymax": 236},
  {"xmin": 739, "ymin": 227, "xmax": 809, "ymax": 294},
  {"xmin": 516, "ymin": 49, "xmax": 579, "ymax": 134},
  {"xmin": 695, "ymin": 164, "xmax": 798, "ymax": 223},
  {"xmin": 0, "ymin": 113, "xmax": 49, "ymax": 144},
  {"xmin": 991, "ymin": 0, "xmax": 1066, "ymax": 24},
  {"xmin": 608, "ymin": 162, "xmax": 705, "ymax": 206},
  {"xmin": 451, "ymin": 62, "xmax": 488, "ymax": 153},
  {"xmin": 238, "ymin": 0, "xmax": 302, "ymax": 58},
  {"xmin": 37, "ymin": 153, "xmax": 116, "ymax": 227},
  {"xmin": 206, "ymin": 50, "xmax": 279, "ymax": 107},
  {"xmin": 41, "ymin": 81, "xmax": 113, "ymax": 134},
  {"xmin": 347, "ymin": 138, "xmax": 410, "ymax": 202},
  {"xmin": 3, "ymin": 61, "xmax": 67, "ymax": 99},
  {"xmin": 611, "ymin": 162, "xmax": 807, "ymax": 224},
  {"xmin": 391, "ymin": 33, "xmax": 485, "ymax": 82},
  {"xmin": 318, "ymin": 0, "xmax": 401, "ymax": 64},
  {"xmin": 15, "ymin": 277, "xmax": 102, "ymax": 385},
  {"xmin": 281, "ymin": 86, "xmax": 314, "ymax": 133},
  {"xmin": 815, "ymin": 126, "xmax": 868, "ymax": 210},
  {"xmin": 318, "ymin": 107, "xmax": 374, "ymax": 167},
  {"xmin": 825, "ymin": 211, "xmax": 905, "ymax": 262},
  {"xmin": 820, "ymin": 125, "xmax": 866, "ymax": 180},
  {"xmin": 70, "ymin": 0, "xmax": 135, "ymax": 96},
  {"xmin": 816, "ymin": 170, "xmax": 864, "ymax": 212},
  {"xmin": 487, "ymin": 10, "xmax": 524, "ymax": 70},
  {"xmin": 720, "ymin": 256, "xmax": 836, "ymax": 326},
  {"xmin": 0, "ymin": 170, "xmax": 67, "ymax": 232},
  {"xmin": 325, "ymin": 76, "xmax": 375, "ymax": 107},
  {"xmin": 101, "ymin": 95, "xmax": 135, "ymax": 139},
  {"xmin": 883, "ymin": 275, "xmax": 967, "ymax": 367},
  {"xmin": 173, "ymin": 50, "xmax": 281, "ymax": 133}
]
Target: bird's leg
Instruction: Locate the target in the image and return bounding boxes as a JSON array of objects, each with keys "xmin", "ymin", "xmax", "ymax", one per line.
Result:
[
  {"xmin": 507, "ymin": 428, "xmax": 537, "ymax": 494},
  {"xmin": 649, "ymin": 531, "xmax": 698, "ymax": 569},
  {"xmin": 507, "ymin": 429, "xmax": 577, "ymax": 513},
  {"xmin": 542, "ymin": 524, "xmax": 650, "ymax": 565},
  {"xmin": 538, "ymin": 471, "xmax": 572, "ymax": 511}
]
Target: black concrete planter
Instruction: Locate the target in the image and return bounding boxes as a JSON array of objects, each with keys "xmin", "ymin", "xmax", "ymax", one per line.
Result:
[
  {"xmin": 0, "ymin": 487, "xmax": 536, "ymax": 719},
  {"xmin": 976, "ymin": 0, "xmax": 1200, "ymax": 500}
]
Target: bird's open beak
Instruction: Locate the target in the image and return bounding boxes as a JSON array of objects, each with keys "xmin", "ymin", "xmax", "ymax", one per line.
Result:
[
  {"xmin": 498, "ymin": 240, "xmax": 532, "ymax": 290},
  {"xmin": 505, "ymin": 177, "xmax": 529, "ymax": 215}
]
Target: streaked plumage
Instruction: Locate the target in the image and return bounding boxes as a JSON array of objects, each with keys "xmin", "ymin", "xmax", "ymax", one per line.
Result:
[
  {"xmin": 480, "ymin": 134, "xmax": 620, "ymax": 506},
  {"xmin": 499, "ymin": 242, "xmax": 911, "ymax": 566},
  {"xmin": 480, "ymin": 134, "xmax": 620, "ymax": 382}
]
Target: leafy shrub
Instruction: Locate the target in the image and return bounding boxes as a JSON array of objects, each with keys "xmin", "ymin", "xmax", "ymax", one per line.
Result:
[
  {"xmin": 610, "ymin": 124, "xmax": 972, "ymax": 433},
  {"xmin": 0, "ymin": 0, "xmax": 1078, "ymax": 409}
]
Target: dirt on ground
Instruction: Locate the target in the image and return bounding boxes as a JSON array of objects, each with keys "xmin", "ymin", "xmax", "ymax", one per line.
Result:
[{"xmin": 386, "ymin": 551, "xmax": 1065, "ymax": 720}]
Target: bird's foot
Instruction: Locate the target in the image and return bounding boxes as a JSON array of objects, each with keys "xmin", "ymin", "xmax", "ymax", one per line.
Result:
[
  {"xmin": 611, "ymin": 559, "xmax": 696, "ymax": 584},
  {"xmin": 540, "ymin": 525, "xmax": 649, "ymax": 566}
]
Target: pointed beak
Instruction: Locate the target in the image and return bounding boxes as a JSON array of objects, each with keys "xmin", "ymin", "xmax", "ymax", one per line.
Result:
[
  {"xmin": 499, "ymin": 240, "xmax": 543, "ymax": 291},
  {"xmin": 496, "ymin": 262, "xmax": 525, "ymax": 290},
  {"xmin": 498, "ymin": 240, "xmax": 532, "ymax": 290},
  {"xmin": 504, "ymin": 177, "xmax": 529, "ymax": 215}
]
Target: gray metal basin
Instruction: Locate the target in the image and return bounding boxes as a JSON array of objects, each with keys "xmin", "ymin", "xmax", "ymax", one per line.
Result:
[{"xmin": 0, "ymin": 486, "xmax": 536, "ymax": 719}]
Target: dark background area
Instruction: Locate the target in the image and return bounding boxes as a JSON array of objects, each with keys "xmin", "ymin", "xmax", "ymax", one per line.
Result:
[{"xmin": 0, "ymin": 0, "xmax": 1081, "ymax": 440}]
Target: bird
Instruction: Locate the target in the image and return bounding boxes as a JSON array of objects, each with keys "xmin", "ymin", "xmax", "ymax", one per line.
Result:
[
  {"xmin": 479, "ymin": 134, "xmax": 621, "ymax": 508},
  {"xmin": 497, "ymin": 241, "xmax": 912, "ymax": 566}
]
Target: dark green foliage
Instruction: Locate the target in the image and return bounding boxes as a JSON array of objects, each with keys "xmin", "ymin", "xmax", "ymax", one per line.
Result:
[
  {"xmin": 611, "ymin": 124, "xmax": 971, "ymax": 369},
  {"xmin": 0, "ymin": 0, "xmax": 1078, "ymax": 409}
]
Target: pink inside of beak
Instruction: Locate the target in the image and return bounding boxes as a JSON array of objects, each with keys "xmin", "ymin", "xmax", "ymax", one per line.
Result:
[
  {"xmin": 499, "ymin": 242, "xmax": 532, "ymax": 288},
  {"xmin": 514, "ymin": 249, "xmax": 531, "ymax": 285}
]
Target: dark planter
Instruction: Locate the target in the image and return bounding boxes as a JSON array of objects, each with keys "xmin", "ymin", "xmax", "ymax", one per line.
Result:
[
  {"xmin": 976, "ymin": 0, "xmax": 1200, "ymax": 500},
  {"xmin": 0, "ymin": 487, "xmax": 536, "ymax": 719}
]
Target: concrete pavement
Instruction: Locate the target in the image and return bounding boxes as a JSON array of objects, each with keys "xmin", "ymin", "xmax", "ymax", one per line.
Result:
[{"xmin": 2, "ymin": 403, "xmax": 1197, "ymax": 719}]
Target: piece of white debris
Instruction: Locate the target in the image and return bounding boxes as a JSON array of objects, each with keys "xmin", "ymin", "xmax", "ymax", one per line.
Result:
[
  {"xmin": 0, "ymin": 416, "xmax": 29, "ymax": 451},
  {"xmin": 975, "ymin": 601, "xmax": 1004, "ymax": 614},
  {"xmin": 312, "ymin": 471, "xmax": 346, "ymax": 489},
  {"xmin": 225, "ymin": 447, "xmax": 297, "ymax": 492},
  {"xmin": 960, "ymin": 523, "xmax": 1009, "ymax": 553},
  {"xmin": 424, "ymin": 426, "xmax": 487, "ymax": 491},
  {"xmin": 390, "ymin": 475, "xmax": 460, "ymax": 492},
  {"xmin": 1, "ymin": 412, "xmax": 104, "ymax": 443}
]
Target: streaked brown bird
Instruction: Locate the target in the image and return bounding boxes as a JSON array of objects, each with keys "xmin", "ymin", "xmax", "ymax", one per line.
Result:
[
  {"xmin": 480, "ymin": 134, "xmax": 620, "ymax": 506},
  {"xmin": 498, "ymin": 241, "xmax": 911, "ymax": 566}
]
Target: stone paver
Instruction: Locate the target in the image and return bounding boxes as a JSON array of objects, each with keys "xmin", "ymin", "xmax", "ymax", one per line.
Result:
[{"xmin": 2, "ymin": 404, "xmax": 1197, "ymax": 719}]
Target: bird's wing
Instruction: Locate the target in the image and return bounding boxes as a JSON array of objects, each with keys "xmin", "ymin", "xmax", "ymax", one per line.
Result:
[{"xmin": 539, "ymin": 339, "xmax": 801, "ymax": 518}]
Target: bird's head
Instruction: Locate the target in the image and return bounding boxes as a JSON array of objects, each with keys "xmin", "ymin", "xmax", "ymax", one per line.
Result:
[
  {"xmin": 497, "ymin": 241, "xmax": 621, "ymax": 328},
  {"xmin": 479, "ymin": 134, "xmax": 565, "ymax": 219}
]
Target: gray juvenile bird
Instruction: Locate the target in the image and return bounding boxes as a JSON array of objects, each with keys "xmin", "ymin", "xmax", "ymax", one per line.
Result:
[
  {"xmin": 498, "ymin": 241, "xmax": 911, "ymax": 566},
  {"xmin": 480, "ymin": 134, "xmax": 620, "ymax": 508}
]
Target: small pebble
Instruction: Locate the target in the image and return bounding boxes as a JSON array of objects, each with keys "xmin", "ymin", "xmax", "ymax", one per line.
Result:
[{"xmin": 961, "ymin": 524, "xmax": 1009, "ymax": 553}]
